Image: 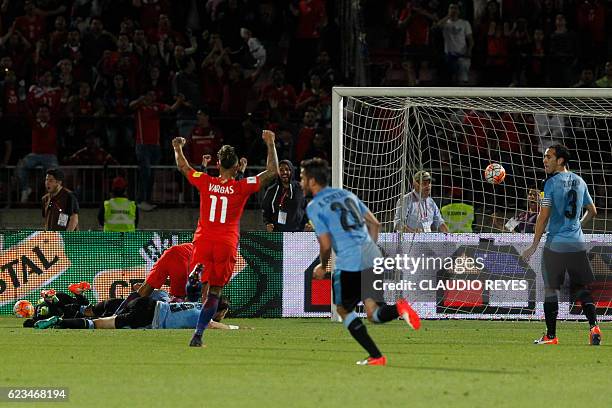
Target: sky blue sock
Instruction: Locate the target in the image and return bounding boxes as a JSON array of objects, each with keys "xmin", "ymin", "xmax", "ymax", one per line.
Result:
[{"xmin": 194, "ymin": 293, "xmax": 219, "ymax": 336}]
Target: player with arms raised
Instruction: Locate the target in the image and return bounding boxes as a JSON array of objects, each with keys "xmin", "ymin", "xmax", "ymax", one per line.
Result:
[
  {"xmin": 301, "ymin": 158, "xmax": 421, "ymax": 366},
  {"xmin": 173, "ymin": 130, "xmax": 279, "ymax": 347},
  {"xmin": 522, "ymin": 144, "xmax": 601, "ymax": 345}
]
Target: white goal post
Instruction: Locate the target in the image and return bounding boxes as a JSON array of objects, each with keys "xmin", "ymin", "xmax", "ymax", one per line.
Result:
[{"xmin": 331, "ymin": 87, "xmax": 612, "ymax": 321}]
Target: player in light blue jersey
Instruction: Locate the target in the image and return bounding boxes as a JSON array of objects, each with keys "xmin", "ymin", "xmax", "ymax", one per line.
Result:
[
  {"xmin": 301, "ymin": 158, "xmax": 421, "ymax": 366},
  {"xmin": 34, "ymin": 295, "xmax": 237, "ymax": 330},
  {"xmin": 522, "ymin": 144, "xmax": 600, "ymax": 345}
]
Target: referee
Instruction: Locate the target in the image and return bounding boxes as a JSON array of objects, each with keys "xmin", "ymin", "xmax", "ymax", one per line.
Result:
[{"xmin": 393, "ymin": 171, "xmax": 449, "ymax": 232}]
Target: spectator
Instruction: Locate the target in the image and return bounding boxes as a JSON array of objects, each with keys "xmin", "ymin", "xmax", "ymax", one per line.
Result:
[
  {"xmin": 41, "ymin": 168, "xmax": 79, "ymax": 231},
  {"xmin": 508, "ymin": 17, "xmax": 531, "ymax": 85},
  {"xmin": 1, "ymin": 30, "xmax": 32, "ymax": 80},
  {"xmin": 103, "ymin": 74, "xmax": 133, "ymax": 158},
  {"xmin": 32, "ymin": 38, "xmax": 54, "ymax": 78},
  {"xmin": 187, "ymin": 108, "xmax": 223, "ymax": 165},
  {"xmin": 18, "ymin": 104, "xmax": 58, "ymax": 203},
  {"xmin": 595, "ymin": 61, "xmax": 612, "ymax": 88},
  {"xmin": 261, "ymin": 160, "xmax": 305, "ymax": 232},
  {"xmin": 573, "ymin": 67, "xmax": 596, "ymax": 88},
  {"xmin": 172, "ymin": 57, "xmax": 201, "ymax": 138},
  {"xmin": 526, "ymin": 28, "xmax": 546, "ymax": 86},
  {"xmin": 296, "ymin": 73, "xmax": 323, "ymax": 112},
  {"xmin": 303, "ymin": 128, "xmax": 331, "ymax": 163},
  {"xmin": 65, "ymin": 82, "xmax": 104, "ymax": 146},
  {"xmin": 260, "ymin": 67, "xmax": 296, "ymax": 121},
  {"xmin": 142, "ymin": 65, "xmax": 168, "ymax": 102},
  {"xmin": 133, "ymin": 0, "xmax": 171, "ymax": 31},
  {"xmin": 0, "ymin": 69, "xmax": 26, "ymax": 166},
  {"xmin": 548, "ymin": 14, "xmax": 577, "ymax": 87},
  {"xmin": 81, "ymin": 17, "xmax": 116, "ymax": 67},
  {"xmin": 275, "ymin": 125, "xmax": 295, "ymax": 163},
  {"xmin": 132, "ymin": 29, "xmax": 149, "ymax": 59},
  {"xmin": 473, "ymin": 0, "xmax": 502, "ymax": 66},
  {"xmin": 49, "ymin": 15, "xmax": 68, "ymax": 58},
  {"xmin": 146, "ymin": 13, "xmax": 183, "ymax": 44},
  {"xmin": 129, "ymin": 90, "xmax": 184, "ymax": 211},
  {"xmin": 98, "ymin": 176, "xmax": 138, "ymax": 232},
  {"xmin": 294, "ymin": 108, "xmax": 317, "ymax": 163},
  {"xmin": 67, "ymin": 131, "xmax": 118, "ymax": 166},
  {"xmin": 462, "ymin": 109, "xmax": 491, "ymax": 158},
  {"xmin": 576, "ymin": 0, "xmax": 606, "ymax": 62},
  {"xmin": 505, "ymin": 187, "xmax": 540, "ymax": 233},
  {"xmin": 309, "ymin": 50, "xmax": 341, "ymax": 87},
  {"xmin": 200, "ymin": 32, "xmax": 226, "ymax": 114},
  {"xmin": 12, "ymin": 1, "xmax": 46, "ymax": 44},
  {"xmin": 393, "ymin": 171, "xmax": 448, "ymax": 233},
  {"xmin": 484, "ymin": 21, "xmax": 511, "ymax": 86},
  {"xmin": 218, "ymin": 61, "xmax": 258, "ymax": 120},
  {"xmin": 27, "ymin": 70, "xmax": 62, "ymax": 114},
  {"xmin": 397, "ymin": 1, "xmax": 437, "ymax": 86},
  {"xmin": 287, "ymin": 0, "xmax": 327, "ymax": 88},
  {"xmin": 214, "ymin": 0, "xmax": 246, "ymax": 50},
  {"xmin": 239, "ymin": 27, "xmax": 266, "ymax": 70},
  {"xmin": 534, "ymin": 113, "xmax": 565, "ymax": 153},
  {"xmin": 436, "ymin": 3, "xmax": 474, "ymax": 85}
]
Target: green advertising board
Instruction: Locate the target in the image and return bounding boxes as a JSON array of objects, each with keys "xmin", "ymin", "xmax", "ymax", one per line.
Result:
[{"xmin": 0, "ymin": 231, "xmax": 282, "ymax": 317}]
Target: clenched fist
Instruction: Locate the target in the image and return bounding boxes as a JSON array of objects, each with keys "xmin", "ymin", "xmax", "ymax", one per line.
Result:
[
  {"xmin": 262, "ymin": 129, "xmax": 275, "ymax": 145},
  {"xmin": 172, "ymin": 137, "xmax": 186, "ymax": 149}
]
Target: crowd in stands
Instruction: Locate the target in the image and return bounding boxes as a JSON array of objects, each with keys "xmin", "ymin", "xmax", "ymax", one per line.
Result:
[
  {"xmin": 365, "ymin": 0, "xmax": 611, "ymax": 87},
  {"xmin": 0, "ymin": 0, "xmax": 336, "ymax": 207},
  {"xmin": 0, "ymin": 0, "xmax": 610, "ymax": 216}
]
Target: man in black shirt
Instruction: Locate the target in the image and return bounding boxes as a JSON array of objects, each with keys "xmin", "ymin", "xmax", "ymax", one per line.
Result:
[{"xmin": 42, "ymin": 168, "xmax": 79, "ymax": 231}]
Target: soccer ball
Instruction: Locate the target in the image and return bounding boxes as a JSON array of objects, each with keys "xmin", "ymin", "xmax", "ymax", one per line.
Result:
[
  {"xmin": 13, "ymin": 300, "xmax": 34, "ymax": 318},
  {"xmin": 484, "ymin": 163, "xmax": 506, "ymax": 184}
]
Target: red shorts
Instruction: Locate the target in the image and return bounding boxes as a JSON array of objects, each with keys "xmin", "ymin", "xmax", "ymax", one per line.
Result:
[
  {"xmin": 192, "ymin": 241, "xmax": 237, "ymax": 287},
  {"xmin": 145, "ymin": 243, "xmax": 193, "ymax": 297}
]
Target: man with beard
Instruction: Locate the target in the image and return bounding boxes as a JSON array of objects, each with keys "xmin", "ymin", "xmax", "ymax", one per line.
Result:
[{"xmin": 261, "ymin": 160, "xmax": 305, "ymax": 232}]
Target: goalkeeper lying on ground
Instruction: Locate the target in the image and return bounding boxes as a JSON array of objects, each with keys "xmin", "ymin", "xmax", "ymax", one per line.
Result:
[
  {"xmin": 33, "ymin": 294, "xmax": 235, "ymax": 330},
  {"xmin": 29, "ymin": 278, "xmax": 237, "ymax": 330}
]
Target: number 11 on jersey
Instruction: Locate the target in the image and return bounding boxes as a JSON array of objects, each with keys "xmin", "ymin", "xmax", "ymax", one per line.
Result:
[{"xmin": 209, "ymin": 195, "xmax": 228, "ymax": 223}]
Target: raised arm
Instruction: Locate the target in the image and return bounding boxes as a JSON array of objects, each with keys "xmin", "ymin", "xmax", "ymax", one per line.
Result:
[
  {"xmin": 172, "ymin": 137, "xmax": 195, "ymax": 177},
  {"xmin": 256, "ymin": 130, "xmax": 279, "ymax": 186}
]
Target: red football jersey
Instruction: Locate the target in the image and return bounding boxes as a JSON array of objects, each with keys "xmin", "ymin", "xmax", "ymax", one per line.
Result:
[
  {"xmin": 188, "ymin": 170, "xmax": 260, "ymax": 246},
  {"xmin": 145, "ymin": 243, "xmax": 193, "ymax": 297}
]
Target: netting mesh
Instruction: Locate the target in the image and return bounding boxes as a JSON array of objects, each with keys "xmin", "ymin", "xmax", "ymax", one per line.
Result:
[
  {"xmin": 343, "ymin": 94, "xmax": 611, "ymax": 233},
  {"xmin": 340, "ymin": 91, "xmax": 612, "ymax": 319}
]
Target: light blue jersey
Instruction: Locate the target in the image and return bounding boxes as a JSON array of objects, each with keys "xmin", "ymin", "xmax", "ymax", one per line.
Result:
[
  {"xmin": 151, "ymin": 302, "xmax": 202, "ymax": 329},
  {"xmin": 306, "ymin": 187, "xmax": 381, "ymax": 272},
  {"xmin": 542, "ymin": 171, "xmax": 593, "ymax": 252}
]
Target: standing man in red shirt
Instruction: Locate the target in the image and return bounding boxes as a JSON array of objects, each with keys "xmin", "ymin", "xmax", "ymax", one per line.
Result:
[
  {"xmin": 129, "ymin": 90, "xmax": 183, "ymax": 211},
  {"xmin": 17, "ymin": 105, "xmax": 59, "ymax": 202},
  {"xmin": 172, "ymin": 130, "xmax": 279, "ymax": 347}
]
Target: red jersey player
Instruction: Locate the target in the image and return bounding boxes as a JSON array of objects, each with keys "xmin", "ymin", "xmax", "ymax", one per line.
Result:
[
  {"xmin": 172, "ymin": 130, "xmax": 278, "ymax": 347},
  {"xmin": 137, "ymin": 242, "xmax": 194, "ymax": 301}
]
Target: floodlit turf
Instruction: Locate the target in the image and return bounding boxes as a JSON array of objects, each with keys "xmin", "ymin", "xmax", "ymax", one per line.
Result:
[{"xmin": 0, "ymin": 318, "xmax": 611, "ymax": 408}]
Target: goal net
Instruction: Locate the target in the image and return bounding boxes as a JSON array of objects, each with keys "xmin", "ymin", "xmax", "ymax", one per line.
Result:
[{"xmin": 332, "ymin": 87, "xmax": 612, "ymax": 320}]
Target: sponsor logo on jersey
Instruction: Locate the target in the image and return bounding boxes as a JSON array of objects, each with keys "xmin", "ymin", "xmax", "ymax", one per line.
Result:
[
  {"xmin": 247, "ymin": 176, "xmax": 257, "ymax": 184},
  {"xmin": 192, "ymin": 171, "xmax": 203, "ymax": 178}
]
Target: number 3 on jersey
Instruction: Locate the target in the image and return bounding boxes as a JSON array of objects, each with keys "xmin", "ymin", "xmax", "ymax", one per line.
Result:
[
  {"xmin": 565, "ymin": 189, "xmax": 577, "ymax": 219},
  {"xmin": 209, "ymin": 195, "xmax": 228, "ymax": 223}
]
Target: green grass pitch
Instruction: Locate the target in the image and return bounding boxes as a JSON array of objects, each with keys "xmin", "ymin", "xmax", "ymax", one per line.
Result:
[{"xmin": 1, "ymin": 318, "xmax": 610, "ymax": 408}]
